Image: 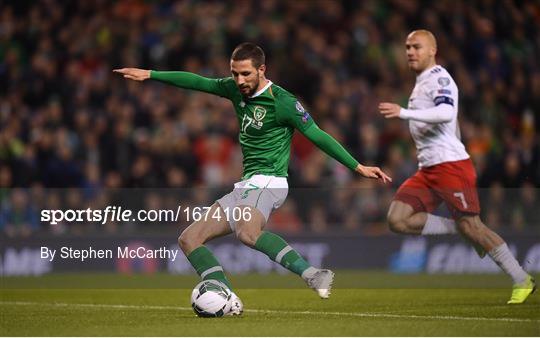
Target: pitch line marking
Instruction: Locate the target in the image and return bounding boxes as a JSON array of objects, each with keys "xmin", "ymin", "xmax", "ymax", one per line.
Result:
[{"xmin": 1, "ymin": 301, "xmax": 537, "ymax": 323}]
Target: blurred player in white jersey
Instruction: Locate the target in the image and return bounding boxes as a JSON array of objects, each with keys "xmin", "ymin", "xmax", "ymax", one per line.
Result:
[{"xmin": 378, "ymin": 30, "xmax": 535, "ymax": 304}]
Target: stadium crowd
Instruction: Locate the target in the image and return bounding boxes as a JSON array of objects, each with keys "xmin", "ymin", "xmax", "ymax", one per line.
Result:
[{"xmin": 1, "ymin": 0, "xmax": 539, "ymax": 236}]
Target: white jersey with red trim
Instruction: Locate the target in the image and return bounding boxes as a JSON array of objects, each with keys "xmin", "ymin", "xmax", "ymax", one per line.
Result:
[{"xmin": 407, "ymin": 65, "xmax": 469, "ymax": 168}]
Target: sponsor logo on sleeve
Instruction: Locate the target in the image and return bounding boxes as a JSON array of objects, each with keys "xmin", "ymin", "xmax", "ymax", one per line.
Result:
[
  {"xmin": 295, "ymin": 101, "xmax": 305, "ymax": 112},
  {"xmin": 296, "ymin": 101, "xmax": 311, "ymax": 123},
  {"xmin": 438, "ymin": 77, "xmax": 450, "ymax": 87},
  {"xmin": 302, "ymin": 111, "xmax": 311, "ymax": 123}
]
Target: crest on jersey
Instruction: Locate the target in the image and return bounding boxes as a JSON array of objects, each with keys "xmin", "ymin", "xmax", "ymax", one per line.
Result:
[
  {"xmin": 438, "ymin": 77, "xmax": 450, "ymax": 87},
  {"xmin": 253, "ymin": 106, "xmax": 266, "ymax": 121}
]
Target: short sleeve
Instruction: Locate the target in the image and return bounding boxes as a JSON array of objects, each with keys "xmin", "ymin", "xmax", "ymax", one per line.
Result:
[
  {"xmin": 426, "ymin": 76, "xmax": 456, "ymax": 107},
  {"xmin": 276, "ymin": 96, "xmax": 315, "ymax": 132}
]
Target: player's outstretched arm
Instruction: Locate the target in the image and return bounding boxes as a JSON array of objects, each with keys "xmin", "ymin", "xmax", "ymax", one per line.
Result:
[
  {"xmin": 302, "ymin": 124, "xmax": 392, "ymax": 183},
  {"xmin": 378, "ymin": 102, "xmax": 454, "ymax": 123},
  {"xmin": 113, "ymin": 68, "xmax": 230, "ymax": 97}
]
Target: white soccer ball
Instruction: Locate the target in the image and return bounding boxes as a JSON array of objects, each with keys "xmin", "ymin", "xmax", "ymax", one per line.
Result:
[{"xmin": 191, "ymin": 280, "xmax": 232, "ymax": 317}]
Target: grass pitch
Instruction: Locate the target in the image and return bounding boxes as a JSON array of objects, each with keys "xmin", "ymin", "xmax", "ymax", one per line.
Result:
[{"xmin": 1, "ymin": 272, "xmax": 539, "ymax": 336}]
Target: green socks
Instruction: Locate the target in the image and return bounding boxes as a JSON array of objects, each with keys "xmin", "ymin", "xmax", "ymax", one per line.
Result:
[
  {"xmin": 186, "ymin": 232, "xmax": 312, "ymax": 289},
  {"xmin": 187, "ymin": 246, "xmax": 233, "ymax": 290},
  {"xmin": 254, "ymin": 231, "xmax": 311, "ymax": 276}
]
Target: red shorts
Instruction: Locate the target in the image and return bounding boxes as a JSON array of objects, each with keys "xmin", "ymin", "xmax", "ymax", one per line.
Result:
[{"xmin": 394, "ymin": 159, "xmax": 480, "ymax": 220}]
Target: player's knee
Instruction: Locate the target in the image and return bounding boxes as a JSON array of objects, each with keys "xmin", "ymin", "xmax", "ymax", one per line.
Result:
[
  {"xmin": 457, "ymin": 215, "xmax": 482, "ymax": 236},
  {"xmin": 387, "ymin": 213, "xmax": 408, "ymax": 234},
  {"xmin": 177, "ymin": 231, "xmax": 190, "ymax": 251},
  {"xmin": 178, "ymin": 227, "xmax": 201, "ymax": 252},
  {"xmin": 235, "ymin": 223, "xmax": 260, "ymax": 247}
]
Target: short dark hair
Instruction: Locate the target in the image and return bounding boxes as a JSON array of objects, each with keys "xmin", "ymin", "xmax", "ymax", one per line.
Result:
[{"xmin": 231, "ymin": 43, "xmax": 265, "ymax": 68}]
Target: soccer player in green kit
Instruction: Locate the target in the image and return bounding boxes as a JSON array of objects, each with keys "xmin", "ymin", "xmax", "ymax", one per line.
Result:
[{"xmin": 114, "ymin": 43, "xmax": 391, "ymax": 315}]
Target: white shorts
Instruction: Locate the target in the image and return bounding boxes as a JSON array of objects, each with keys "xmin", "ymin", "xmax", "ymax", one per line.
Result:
[{"xmin": 216, "ymin": 175, "xmax": 288, "ymax": 230}]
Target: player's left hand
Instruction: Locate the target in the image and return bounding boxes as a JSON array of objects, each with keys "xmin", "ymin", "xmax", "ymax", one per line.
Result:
[
  {"xmin": 113, "ymin": 68, "xmax": 151, "ymax": 81},
  {"xmin": 378, "ymin": 102, "xmax": 402, "ymax": 119},
  {"xmin": 355, "ymin": 164, "xmax": 392, "ymax": 183}
]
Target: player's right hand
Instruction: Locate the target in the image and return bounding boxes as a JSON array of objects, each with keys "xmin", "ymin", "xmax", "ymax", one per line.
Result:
[
  {"xmin": 355, "ymin": 164, "xmax": 392, "ymax": 184},
  {"xmin": 378, "ymin": 102, "xmax": 402, "ymax": 119},
  {"xmin": 113, "ymin": 68, "xmax": 151, "ymax": 81}
]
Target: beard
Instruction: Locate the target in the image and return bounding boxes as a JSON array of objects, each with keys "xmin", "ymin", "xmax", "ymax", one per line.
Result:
[{"xmin": 240, "ymin": 74, "xmax": 260, "ymax": 98}]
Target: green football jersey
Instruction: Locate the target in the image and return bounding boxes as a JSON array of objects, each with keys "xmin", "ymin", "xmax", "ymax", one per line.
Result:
[
  {"xmin": 150, "ymin": 71, "xmax": 358, "ymax": 179},
  {"xmin": 213, "ymin": 78, "xmax": 314, "ymax": 179}
]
